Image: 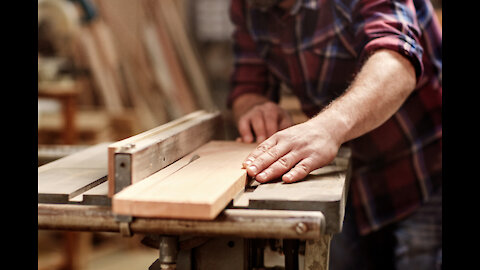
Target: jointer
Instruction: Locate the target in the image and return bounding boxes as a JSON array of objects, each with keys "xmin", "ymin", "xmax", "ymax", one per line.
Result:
[{"xmin": 38, "ymin": 110, "xmax": 352, "ymax": 270}]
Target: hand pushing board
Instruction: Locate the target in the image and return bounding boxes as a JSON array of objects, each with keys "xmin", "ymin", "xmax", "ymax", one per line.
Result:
[{"xmin": 112, "ymin": 141, "xmax": 256, "ymax": 219}]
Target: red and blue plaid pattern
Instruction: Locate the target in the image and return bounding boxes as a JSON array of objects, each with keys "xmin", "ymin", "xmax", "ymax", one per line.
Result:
[{"xmin": 228, "ymin": 0, "xmax": 442, "ymax": 235}]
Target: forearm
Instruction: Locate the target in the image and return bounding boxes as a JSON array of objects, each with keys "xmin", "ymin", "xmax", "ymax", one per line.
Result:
[{"xmin": 309, "ymin": 49, "xmax": 417, "ymax": 145}]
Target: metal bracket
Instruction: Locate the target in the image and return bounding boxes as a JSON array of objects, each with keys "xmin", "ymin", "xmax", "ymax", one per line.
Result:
[
  {"xmin": 115, "ymin": 214, "xmax": 134, "ymax": 237},
  {"xmin": 114, "ymin": 153, "xmax": 132, "ymax": 194}
]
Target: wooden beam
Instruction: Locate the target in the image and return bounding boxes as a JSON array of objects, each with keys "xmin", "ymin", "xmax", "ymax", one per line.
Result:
[
  {"xmin": 108, "ymin": 110, "xmax": 222, "ymax": 196},
  {"xmin": 112, "ymin": 141, "xmax": 256, "ymax": 219}
]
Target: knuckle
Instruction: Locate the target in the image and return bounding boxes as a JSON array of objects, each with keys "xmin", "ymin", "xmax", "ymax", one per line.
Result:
[
  {"xmin": 257, "ymin": 144, "xmax": 269, "ymax": 153},
  {"xmin": 265, "ymin": 148, "xmax": 279, "ymax": 160},
  {"xmin": 254, "ymin": 155, "xmax": 267, "ymax": 165},
  {"xmin": 253, "ymin": 103, "xmax": 266, "ymax": 112},
  {"xmin": 277, "ymin": 156, "xmax": 290, "ymax": 169},
  {"xmin": 296, "ymin": 162, "xmax": 310, "ymax": 175}
]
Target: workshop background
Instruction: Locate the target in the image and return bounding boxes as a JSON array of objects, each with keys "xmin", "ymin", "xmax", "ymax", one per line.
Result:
[{"xmin": 37, "ymin": 0, "xmax": 442, "ymax": 269}]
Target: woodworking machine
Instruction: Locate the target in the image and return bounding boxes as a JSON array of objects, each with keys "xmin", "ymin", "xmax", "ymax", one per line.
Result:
[{"xmin": 38, "ymin": 110, "xmax": 351, "ymax": 270}]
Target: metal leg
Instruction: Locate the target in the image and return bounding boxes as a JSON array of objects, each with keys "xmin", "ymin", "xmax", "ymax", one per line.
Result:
[
  {"xmin": 283, "ymin": 239, "xmax": 299, "ymax": 270},
  {"xmin": 247, "ymin": 239, "xmax": 265, "ymax": 269},
  {"xmin": 304, "ymin": 234, "xmax": 332, "ymax": 270},
  {"xmin": 149, "ymin": 235, "xmax": 179, "ymax": 270}
]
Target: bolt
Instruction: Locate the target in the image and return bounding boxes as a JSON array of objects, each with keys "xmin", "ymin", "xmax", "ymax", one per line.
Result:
[{"xmin": 295, "ymin": 222, "xmax": 308, "ymax": 234}]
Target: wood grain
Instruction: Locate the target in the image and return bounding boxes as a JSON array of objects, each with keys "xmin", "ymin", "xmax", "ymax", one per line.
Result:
[
  {"xmin": 112, "ymin": 141, "xmax": 256, "ymax": 219},
  {"xmin": 38, "ymin": 143, "xmax": 110, "ymax": 204},
  {"xmin": 107, "ymin": 110, "xmax": 221, "ymax": 196}
]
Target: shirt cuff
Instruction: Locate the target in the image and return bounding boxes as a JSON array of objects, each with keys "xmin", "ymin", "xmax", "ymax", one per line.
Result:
[{"xmin": 360, "ymin": 35, "xmax": 424, "ymax": 83}]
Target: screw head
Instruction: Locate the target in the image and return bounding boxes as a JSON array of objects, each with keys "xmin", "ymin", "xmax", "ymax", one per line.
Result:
[{"xmin": 295, "ymin": 222, "xmax": 308, "ymax": 234}]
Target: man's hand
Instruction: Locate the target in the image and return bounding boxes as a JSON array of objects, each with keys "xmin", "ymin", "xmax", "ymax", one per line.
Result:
[
  {"xmin": 232, "ymin": 93, "xmax": 293, "ymax": 143},
  {"xmin": 242, "ymin": 118, "xmax": 341, "ymax": 183},
  {"xmin": 239, "ymin": 49, "xmax": 417, "ymax": 184}
]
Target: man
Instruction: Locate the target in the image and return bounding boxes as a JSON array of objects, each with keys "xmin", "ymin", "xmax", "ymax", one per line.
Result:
[{"xmin": 228, "ymin": 0, "xmax": 442, "ymax": 269}]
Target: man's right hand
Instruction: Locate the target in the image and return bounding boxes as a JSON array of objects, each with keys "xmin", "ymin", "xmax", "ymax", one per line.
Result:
[{"xmin": 232, "ymin": 93, "xmax": 293, "ymax": 143}]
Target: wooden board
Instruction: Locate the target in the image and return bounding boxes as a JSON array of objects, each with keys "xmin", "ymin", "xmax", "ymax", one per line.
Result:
[
  {"xmin": 112, "ymin": 141, "xmax": 257, "ymax": 219},
  {"xmin": 38, "ymin": 143, "xmax": 110, "ymax": 204},
  {"xmin": 107, "ymin": 110, "xmax": 222, "ymax": 196}
]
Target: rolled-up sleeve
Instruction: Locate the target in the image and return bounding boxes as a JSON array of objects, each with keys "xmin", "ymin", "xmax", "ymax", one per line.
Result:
[
  {"xmin": 351, "ymin": 0, "xmax": 424, "ymax": 82},
  {"xmin": 227, "ymin": 0, "xmax": 269, "ymax": 108}
]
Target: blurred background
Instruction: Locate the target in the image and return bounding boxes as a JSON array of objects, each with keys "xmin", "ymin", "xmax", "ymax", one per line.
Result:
[
  {"xmin": 38, "ymin": 0, "xmax": 238, "ymax": 148},
  {"xmin": 37, "ymin": 0, "xmax": 442, "ymax": 269}
]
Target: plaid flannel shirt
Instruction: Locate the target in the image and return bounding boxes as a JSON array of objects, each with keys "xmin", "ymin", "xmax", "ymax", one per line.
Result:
[{"xmin": 228, "ymin": 0, "xmax": 442, "ymax": 235}]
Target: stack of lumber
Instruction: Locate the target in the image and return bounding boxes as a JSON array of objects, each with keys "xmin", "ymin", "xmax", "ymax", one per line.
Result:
[{"xmin": 70, "ymin": 0, "xmax": 215, "ymax": 132}]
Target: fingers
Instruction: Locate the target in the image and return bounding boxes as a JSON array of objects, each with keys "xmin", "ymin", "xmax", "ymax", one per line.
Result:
[
  {"xmin": 264, "ymin": 112, "xmax": 279, "ymax": 138},
  {"xmin": 245, "ymin": 144, "xmax": 314, "ymax": 184},
  {"xmin": 244, "ymin": 140, "xmax": 290, "ymax": 177},
  {"xmin": 242, "ymin": 138, "xmax": 275, "ymax": 168},
  {"xmin": 243, "ymin": 136, "xmax": 301, "ymax": 183},
  {"xmin": 250, "ymin": 114, "xmax": 267, "ymax": 142},
  {"xmin": 254, "ymin": 152, "xmax": 297, "ymax": 182},
  {"xmin": 252, "ymin": 155, "xmax": 315, "ymax": 184},
  {"xmin": 237, "ymin": 117, "xmax": 254, "ymax": 143},
  {"xmin": 236, "ymin": 102, "xmax": 288, "ymax": 144},
  {"xmin": 238, "ymin": 115, "xmax": 267, "ymax": 143},
  {"xmin": 282, "ymin": 158, "xmax": 313, "ymax": 183},
  {"xmin": 239, "ymin": 117, "xmax": 340, "ymax": 184}
]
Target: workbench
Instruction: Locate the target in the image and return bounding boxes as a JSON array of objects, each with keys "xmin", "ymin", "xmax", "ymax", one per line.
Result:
[{"xmin": 38, "ymin": 111, "xmax": 351, "ymax": 270}]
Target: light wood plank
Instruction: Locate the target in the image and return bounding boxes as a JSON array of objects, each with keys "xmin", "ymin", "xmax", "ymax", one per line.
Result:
[{"xmin": 112, "ymin": 141, "xmax": 256, "ymax": 219}]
